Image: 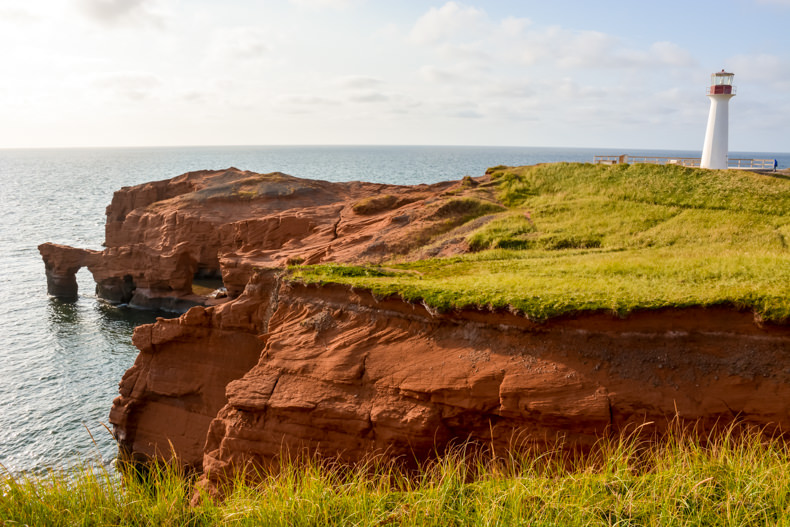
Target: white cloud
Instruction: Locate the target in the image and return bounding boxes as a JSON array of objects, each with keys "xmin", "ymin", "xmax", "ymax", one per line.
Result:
[
  {"xmin": 648, "ymin": 42, "xmax": 696, "ymax": 67},
  {"xmin": 552, "ymin": 78, "xmax": 607, "ymax": 100},
  {"xmin": 409, "ymin": 4, "xmax": 695, "ymax": 74},
  {"xmin": 454, "ymin": 109, "xmax": 483, "ymax": 119},
  {"xmin": 180, "ymin": 90, "xmax": 208, "ymax": 104},
  {"xmin": 348, "ymin": 91, "xmax": 389, "ymax": 103},
  {"xmin": 333, "ymin": 76, "xmax": 394, "ymax": 108},
  {"xmin": 1, "ymin": 1, "xmax": 784, "ymax": 150},
  {"xmin": 77, "ymin": 0, "xmax": 167, "ymax": 27},
  {"xmin": 484, "ymin": 82, "xmax": 536, "ymax": 100},
  {"xmin": 0, "ymin": 0, "xmax": 54, "ymax": 23},
  {"xmin": 92, "ymin": 71, "xmax": 162, "ymax": 101},
  {"xmin": 500, "ymin": 16, "xmax": 531, "ymax": 36},
  {"xmin": 419, "ymin": 65, "xmax": 465, "ymax": 84},
  {"xmin": 334, "ymin": 75, "xmax": 383, "ymax": 89},
  {"xmin": 728, "ymin": 53, "xmax": 790, "ymax": 86},
  {"xmin": 435, "ymin": 42, "xmax": 492, "ymax": 66},
  {"xmin": 274, "ymin": 94, "xmax": 339, "ymax": 114},
  {"xmin": 209, "ymin": 27, "xmax": 269, "ymax": 61},
  {"xmin": 0, "ymin": 7, "xmax": 40, "ymax": 24},
  {"xmin": 514, "ymin": 28, "xmax": 695, "ymax": 70},
  {"xmin": 404, "ymin": 4, "xmax": 700, "ymax": 126},
  {"xmin": 552, "ymin": 29, "xmax": 621, "ymax": 68},
  {"xmin": 279, "ymin": 95, "xmax": 335, "ymax": 105},
  {"xmin": 415, "ymin": 43, "xmax": 492, "ymax": 91},
  {"xmin": 409, "ymin": 2, "xmax": 488, "ymax": 45},
  {"xmin": 202, "ymin": 26, "xmax": 275, "ymax": 78},
  {"xmin": 289, "ymin": 0, "xmax": 362, "ymax": 9}
]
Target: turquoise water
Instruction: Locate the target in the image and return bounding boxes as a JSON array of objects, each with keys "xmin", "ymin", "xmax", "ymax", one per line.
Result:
[{"xmin": 0, "ymin": 145, "xmax": 787, "ymax": 474}]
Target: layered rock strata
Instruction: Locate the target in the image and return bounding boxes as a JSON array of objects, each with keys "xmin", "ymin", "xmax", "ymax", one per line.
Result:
[{"xmin": 112, "ymin": 269, "xmax": 790, "ymax": 484}]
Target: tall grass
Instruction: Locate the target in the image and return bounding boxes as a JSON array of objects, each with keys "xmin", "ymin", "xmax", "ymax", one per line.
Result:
[{"xmin": 3, "ymin": 424, "xmax": 790, "ymax": 525}]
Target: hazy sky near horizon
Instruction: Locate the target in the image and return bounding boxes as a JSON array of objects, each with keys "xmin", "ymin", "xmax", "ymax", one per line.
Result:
[{"xmin": 1, "ymin": 0, "xmax": 789, "ymax": 151}]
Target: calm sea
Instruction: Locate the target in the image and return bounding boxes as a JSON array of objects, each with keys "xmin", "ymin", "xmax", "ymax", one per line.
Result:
[{"xmin": 0, "ymin": 145, "xmax": 787, "ymax": 474}]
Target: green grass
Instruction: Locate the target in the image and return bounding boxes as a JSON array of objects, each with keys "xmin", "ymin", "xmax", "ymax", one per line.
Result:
[
  {"xmin": 4, "ymin": 424, "xmax": 790, "ymax": 525},
  {"xmin": 291, "ymin": 163, "xmax": 790, "ymax": 322}
]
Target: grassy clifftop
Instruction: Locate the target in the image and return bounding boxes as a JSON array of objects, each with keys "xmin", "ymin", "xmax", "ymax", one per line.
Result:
[{"xmin": 291, "ymin": 163, "xmax": 790, "ymax": 322}]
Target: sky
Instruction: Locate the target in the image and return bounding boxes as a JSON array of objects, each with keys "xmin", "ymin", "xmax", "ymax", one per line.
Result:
[{"xmin": 1, "ymin": 0, "xmax": 789, "ymax": 151}]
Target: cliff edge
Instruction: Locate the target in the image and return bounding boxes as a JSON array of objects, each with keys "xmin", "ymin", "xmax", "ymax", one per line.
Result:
[{"xmin": 39, "ymin": 164, "xmax": 790, "ymax": 486}]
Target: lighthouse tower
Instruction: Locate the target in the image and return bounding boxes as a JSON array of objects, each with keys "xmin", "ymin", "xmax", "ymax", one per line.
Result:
[{"xmin": 700, "ymin": 70, "xmax": 735, "ymax": 169}]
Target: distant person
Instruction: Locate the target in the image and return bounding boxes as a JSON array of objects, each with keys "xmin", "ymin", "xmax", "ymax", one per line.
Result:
[{"xmin": 775, "ymin": 159, "xmax": 779, "ymax": 172}]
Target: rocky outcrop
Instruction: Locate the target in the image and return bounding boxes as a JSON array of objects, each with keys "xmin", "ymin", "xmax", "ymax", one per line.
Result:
[
  {"xmin": 40, "ymin": 168, "xmax": 790, "ymax": 486},
  {"xmin": 108, "ymin": 306, "xmax": 265, "ymax": 470},
  {"xmin": 39, "ymin": 243, "xmax": 100, "ymax": 301},
  {"xmin": 40, "ymin": 168, "xmax": 470, "ymax": 309},
  {"xmin": 109, "ymin": 268, "xmax": 790, "ymax": 485}
]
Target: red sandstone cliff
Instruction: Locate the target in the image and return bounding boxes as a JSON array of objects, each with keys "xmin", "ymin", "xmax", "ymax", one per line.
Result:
[
  {"xmin": 110, "ymin": 269, "xmax": 790, "ymax": 483},
  {"xmin": 39, "ymin": 168, "xmax": 471, "ymax": 308},
  {"xmin": 40, "ymin": 168, "xmax": 790, "ymax": 485}
]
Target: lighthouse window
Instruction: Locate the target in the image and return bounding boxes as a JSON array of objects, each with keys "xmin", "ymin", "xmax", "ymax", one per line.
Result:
[{"xmin": 712, "ymin": 74, "xmax": 733, "ymax": 86}]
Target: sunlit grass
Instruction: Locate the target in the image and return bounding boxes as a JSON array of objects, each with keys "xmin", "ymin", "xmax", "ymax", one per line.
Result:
[
  {"xmin": 291, "ymin": 163, "xmax": 790, "ymax": 321},
  {"xmin": 3, "ymin": 424, "xmax": 790, "ymax": 526}
]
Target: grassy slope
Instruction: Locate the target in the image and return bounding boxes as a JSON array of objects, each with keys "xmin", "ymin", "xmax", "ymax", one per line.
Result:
[
  {"xmin": 291, "ymin": 163, "xmax": 790, "ymax": 322},
  {"xmin": 3, "ymin": 426, "xmax": 790, "ymax": 526}
]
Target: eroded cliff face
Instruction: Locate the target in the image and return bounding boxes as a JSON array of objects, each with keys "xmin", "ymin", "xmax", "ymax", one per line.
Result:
[
  {"xmin": 40, "ymin": 168, "xmax": 790, "ymax": 484},
  {"xmin": 39, "ymin": 168, "xmax": 466, "ymax": 309},
  {"xmin": 108, "ymin": 269, "xmax": 790, "ymax": 483}
]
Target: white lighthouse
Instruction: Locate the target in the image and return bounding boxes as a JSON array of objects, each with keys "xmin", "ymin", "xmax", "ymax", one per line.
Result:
[{"xmin": 700, "ymin": 70, "xmax": 735, "ymax": 169}]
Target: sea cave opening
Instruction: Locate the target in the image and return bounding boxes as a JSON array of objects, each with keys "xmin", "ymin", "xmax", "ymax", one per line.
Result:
[{"xmin": 191, "ymin": 267, "xmax": 226, "ymax": 299}]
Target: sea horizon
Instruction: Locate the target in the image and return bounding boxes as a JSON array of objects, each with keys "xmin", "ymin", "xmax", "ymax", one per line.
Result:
[{"xmin": 2, "ymin": 143, "xmax": 788, "ymax": 156}]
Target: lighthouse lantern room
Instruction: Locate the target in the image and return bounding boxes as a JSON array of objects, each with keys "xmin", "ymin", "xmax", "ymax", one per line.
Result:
[
  {"xmin": 700, "ymin": 70, "xmax": 736, "ymax": 169},
  {"xmin": 708, "ymin": 71, "xmax": 735, "ymax": 94}
]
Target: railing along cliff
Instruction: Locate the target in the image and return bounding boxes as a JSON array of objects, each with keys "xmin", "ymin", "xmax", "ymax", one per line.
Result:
[{"xmin": 593, "ymin": 155, "xmax": 773, "ymax": 170}]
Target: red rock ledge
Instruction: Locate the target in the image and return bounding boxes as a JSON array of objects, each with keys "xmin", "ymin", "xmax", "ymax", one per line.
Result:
[{"xmin": 40, "ymin": 168, "xmax": 790, "ymax": 486}]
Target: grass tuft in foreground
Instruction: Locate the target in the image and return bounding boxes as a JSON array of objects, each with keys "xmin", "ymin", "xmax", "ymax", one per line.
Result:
[{"xmin": 3, "ymin": 423, "xmax": 790, "ymax": 526}]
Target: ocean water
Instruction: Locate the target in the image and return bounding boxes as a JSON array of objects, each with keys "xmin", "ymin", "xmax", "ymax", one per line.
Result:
[{"xmin": 0, "ymin": 145, "xmax": 787, "ymax": 474}]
